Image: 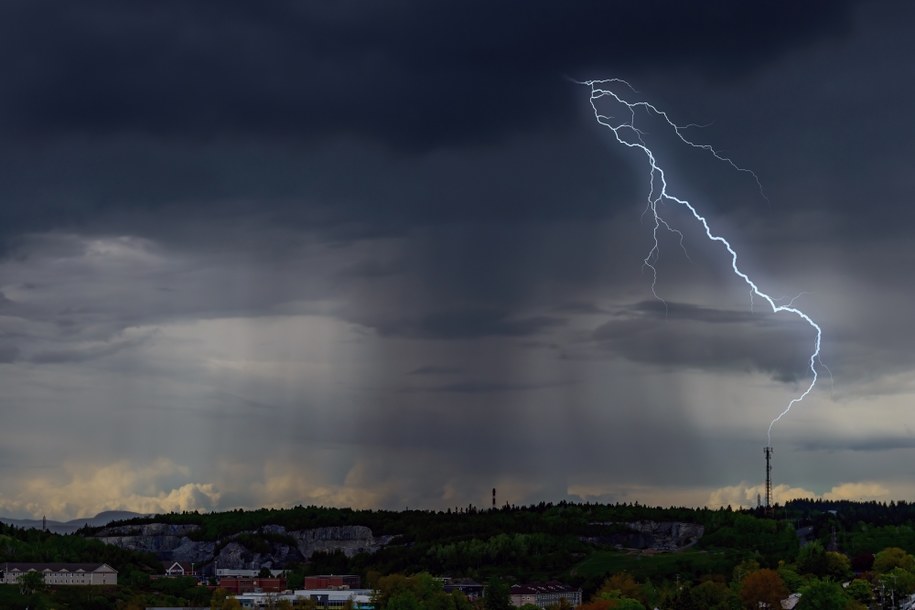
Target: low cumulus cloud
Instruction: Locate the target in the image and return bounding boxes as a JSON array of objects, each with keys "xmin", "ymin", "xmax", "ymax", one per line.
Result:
[
  {"xmin": 0, "ymin": 458, "xmax": 219, "ymax": 520},
  {"xmin": 707, "ymin": 480, "xmax": 894, "ymax": 508},
  {"xmin": 247, "ymin": 461, "xmax": 408, "ymax": 511}
]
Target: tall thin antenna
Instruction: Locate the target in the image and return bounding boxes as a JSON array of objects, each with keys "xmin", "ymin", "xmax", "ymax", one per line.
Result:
[
  {"xmin": 764, "ymin": 446, "xmax": 773, "ymax": 513},
  {"xmin": 492, "ymin": 488, "xmax": 496, "ymax": 510}
]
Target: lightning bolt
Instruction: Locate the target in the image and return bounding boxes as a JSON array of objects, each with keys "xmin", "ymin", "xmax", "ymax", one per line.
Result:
[{"xmin": 582, "ymin": 78, "xmax": 822, "ymax": 445}]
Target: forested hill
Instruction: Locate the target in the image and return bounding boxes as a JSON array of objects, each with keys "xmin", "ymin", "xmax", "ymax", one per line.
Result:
[
  {"xmin": 7, "ymin": 499, "xmax": 915, "ymax": 607},
  {"xmin": 76, "ymin": 499, "xmax": 915, "ymax": 592},
  {"xmin": 86, "ymin": 501, "xmax": 719, "ymax": 542},
  {"xmin": 86, "ymin": 498, "xmax": 915, "ymax": 544}
]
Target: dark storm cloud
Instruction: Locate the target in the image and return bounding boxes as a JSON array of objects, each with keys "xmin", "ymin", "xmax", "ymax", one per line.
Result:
[
  {"xmin": 798, "ymin": 436, "xmax": 915, "ymax": 453},
  {"xmin": 4, "ymin": 0, "xmax": 915, "ymax": 517},
  {"xmin": 371, "ymin": 308, "xmax": 564, "ymax": 340},
  {"xmin": 0, "ymin": 1, "xmax": 856, "ymax": 148},
  {"xmin": 0, "ymin": 0, "xmax": 868, "ymax": 259},
  {"xmin": 407, "ymin": 365, "xmax": 462, "ymax": 376},
  {"xmin": 28, "ymin": 332, "xmax": 153, "ymax": 365},
  {"xmin": 336, "ymin": 259, "xmax": 403, "ymax": 280},
  {"xmin": 626, "ymin": 300, "xmax": 766, "ymax": 325},
  {"xmin": 594, "ymin": 300, "xmax": 814, "ymax": 381},
  {"xmin": 0, "ymin": 344, "xmax": 20, "ymax": 363},
  {"xmin": 552, "ymin": 301, "xmax": 609, "ymax": 315},
  {"xmin": 402, "ymin": 380, "xmax": 565, "ymax": 395}
]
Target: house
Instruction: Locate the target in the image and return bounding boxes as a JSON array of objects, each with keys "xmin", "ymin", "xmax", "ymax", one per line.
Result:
[
  {"xmin": 0, "ymin": 562, "xmax": 117, "ymax": 586},
  {"xmin": 509, "ymin": 581, "xmax": 582, "ymax": 609},
  {"xmin": 162, "ymin": 561, "xmax": 196, "ymax": 577}
]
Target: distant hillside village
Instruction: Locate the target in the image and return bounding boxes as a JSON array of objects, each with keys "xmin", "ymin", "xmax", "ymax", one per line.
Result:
[
  {"xmin": 5, "ymin": 500, "xmax": 915, "ymax": 609},
  {"xmin": 1, "ymin": 560, "xmax": 582, "ymax": 610}
]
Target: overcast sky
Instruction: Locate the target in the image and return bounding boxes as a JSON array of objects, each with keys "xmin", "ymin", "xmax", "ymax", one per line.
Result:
[{"xmin": 2, "ymin": 0, "xmax": 915, "ymax": 520}]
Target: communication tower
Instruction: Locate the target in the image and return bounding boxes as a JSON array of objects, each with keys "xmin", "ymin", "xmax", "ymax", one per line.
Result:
[{"xmin": 764, "ymin": 446, "xmax": 773, "ymax": 512}]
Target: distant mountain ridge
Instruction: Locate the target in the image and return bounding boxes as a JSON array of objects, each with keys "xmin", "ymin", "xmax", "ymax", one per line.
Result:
[{"xmin": 0, "ymin": 510, "xmax": 147, "ymax": 534}]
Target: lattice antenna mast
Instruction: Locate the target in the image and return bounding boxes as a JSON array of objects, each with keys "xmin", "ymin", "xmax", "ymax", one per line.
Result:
[{"xmin": 764, "ymin": 446, "xmax": 773, "ymax": 512}]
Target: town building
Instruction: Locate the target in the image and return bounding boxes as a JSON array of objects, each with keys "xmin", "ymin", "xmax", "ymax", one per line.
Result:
[
  {"xmin": 303, "ymin": 574, "xmax": 361, "ymax": 589},
  {"xmin": 509, "ymin": 581, "xmax": 582, "ymax": 609},
  {"xmin": 232, "ymin": 589, "xmax": 374, "ymax": 609},
  {"xmin": 441, "ymin": 578, "xmax": 485, "ymax": 600},
  {"xmin": 0, "ymin": 562, "xmax": 117, "ymax": 586},
  {"xmin": 216, "ymin": 568, "xmax": 285, "ymax": 578},
  {"xmin": 218, "ymin": 575, "xmax": 287, "ymax": 594}
]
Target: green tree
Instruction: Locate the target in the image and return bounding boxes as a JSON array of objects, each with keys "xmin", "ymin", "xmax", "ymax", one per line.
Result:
[
  {"xmin": 609, "ymin": 599, "xmax": 644, "ymax": 610},
  {"xmin": 451, "ymin": 590, "xmax": 473, "ymax": 610},
  {"xmin": 732, "ymin": 558, "xmax": 761, "ymax": 585},
  {"xmin": 824, "ymin": 552, "xmax": 852, "ymax": 581},
  {"xmin": 845, "ymin": 579, "xmax": 873, "ymax": 606},
  {"xmin": 211, "ymin": 587, "xmax": 243, "ymax": 610},
  {"xmin": 18, "ymin": 570, "xmax": 45, "ymax": 596},
  {"xmin": 873, "ymin": 547, "xmax": 915, "ymax": 574},
  {"xmin": 597, "ymin": 572, "xmax": 643, "ymax": 604},
  {"xmin": 796, "ymin": 542, "xmax": 828, "ymax": 577},
  {"xmin": 796, "ymin": 579, "xmax": 849, "ymax": 610},
  {"xmin": 878, "ymin": 566, "xmax": 915, "ymax": 603},
  {"xmin": 120, "ymin": 599, "xmax": 146, "ymax": 610},
  {"xmin": 373, "ymin": 572, "xmax": 458, "ymax": 610},
  {"xmin": 577, "ymin": 598, "xmax": 613, "ymax": 610},
  {"xmin": 582, "ymin": 592, "xmax": 645, "ymax": 610},
  {"xmin": 776, "ymin": 563, "xmax": 803, "ymax": 592},
  {"xmin": 122, "ymin": 567, "xmax": 152, "ymax": 588},
  {"xmin": 374, "ymin": 574, "xmax": 413, "ymax": 610},
  {"xmin": 687, "ymin": 580, "xmax": 739, "ymax": 610},
  {"xmin": 285, "ymin": 566, "xmax": 305, "ymax": 589},
  {"xmin": 484, "ymin": 577, "xmax": 512, "ymax": 610},
  {"xmin": 387, "ymin": 590, "xmax": 423, "ymax": 610}
]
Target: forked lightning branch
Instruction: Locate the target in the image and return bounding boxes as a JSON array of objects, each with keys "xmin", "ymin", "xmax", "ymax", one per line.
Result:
[{"xmin": 581, "ymin": 78, "xmax": 823, "ymax": 447}]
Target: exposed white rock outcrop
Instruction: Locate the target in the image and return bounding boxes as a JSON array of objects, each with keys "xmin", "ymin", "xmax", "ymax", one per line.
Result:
[{"xmin": 93, "ymin": 522, "xmax": 393, "ymax": 568}]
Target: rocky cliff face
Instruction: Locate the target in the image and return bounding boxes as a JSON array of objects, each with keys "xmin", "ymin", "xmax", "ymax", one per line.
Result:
[
  {"xmin": 93, "ymin": 523, "xmax": 393, "ymax": 569},
  {"xmin": 582, "ymin": 521, "xmax": 704, "ymax": 551},
  {"xmin": 96, "ymin": 523, "xmax": 216, "ymax": 563},
  {"xmin": 626, "ymin": 520, "xmax": 704, "ymax": 550}
]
